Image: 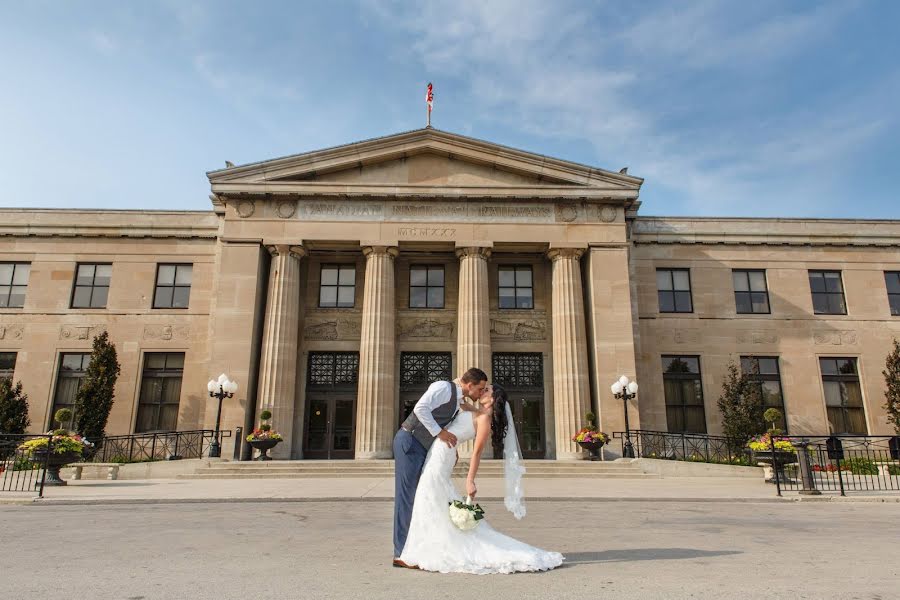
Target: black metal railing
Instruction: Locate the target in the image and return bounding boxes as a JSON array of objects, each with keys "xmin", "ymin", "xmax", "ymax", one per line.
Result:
[
  {"xmin": 613, "ymin": 430, "xmax": 752, "ymax": 465},
  {"xmin": 767, "ymin": 435, "xmax": 900, "ymax": 497},
  {"xmin": 87, "ymin": 429, "xmax": 233, "ymax": 464},
  {"xmin": 1, "ymin": 434, "xmax": 51, "ymax": 497}
]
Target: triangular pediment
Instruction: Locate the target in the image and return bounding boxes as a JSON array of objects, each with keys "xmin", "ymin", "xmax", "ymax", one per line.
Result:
[{"xmin": 207, "ymin": 128, "xmax": 643, "ymax": 191}]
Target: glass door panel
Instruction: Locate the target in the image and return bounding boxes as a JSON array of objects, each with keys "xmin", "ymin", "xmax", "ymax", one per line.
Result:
[{"xmin": 305, "ymin": 398, "xmax": 329, "ymax": 457}]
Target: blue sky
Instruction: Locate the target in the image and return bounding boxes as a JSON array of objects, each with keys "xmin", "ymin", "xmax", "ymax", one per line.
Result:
[{"xmin": 1, "ymin": 1, "xmax": 897, "ymax": 218}]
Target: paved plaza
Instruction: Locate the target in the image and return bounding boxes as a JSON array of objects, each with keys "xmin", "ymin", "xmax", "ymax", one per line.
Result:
[{"xmin": 2, "ymin": 499, "xmax": 897, "ymax": 600}]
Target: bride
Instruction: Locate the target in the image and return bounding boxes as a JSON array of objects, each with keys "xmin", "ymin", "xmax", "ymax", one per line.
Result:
[{"xmin": 399, "ymin": 384, "xmax": 564, "ymax": 574}]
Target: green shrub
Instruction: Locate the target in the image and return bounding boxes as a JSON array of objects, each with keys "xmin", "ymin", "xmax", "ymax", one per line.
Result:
[
  {"xmin": 840, "ymin": 457, "xmax": 878, "ymax": 475},
  {"xmin": 0, "ymin": 379, "xmax": 30, "ymax": 434}
]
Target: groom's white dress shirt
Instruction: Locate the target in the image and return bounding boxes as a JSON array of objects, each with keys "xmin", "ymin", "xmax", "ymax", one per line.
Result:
[{"xmin": 413, "ymin": 381, "xmax": 465, "ymax": 437}]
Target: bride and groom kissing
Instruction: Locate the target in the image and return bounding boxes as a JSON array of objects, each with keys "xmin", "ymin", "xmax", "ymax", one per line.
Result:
[{"xmin": 392, "ymin": 367, "xmax": 564, "ymax": 574}]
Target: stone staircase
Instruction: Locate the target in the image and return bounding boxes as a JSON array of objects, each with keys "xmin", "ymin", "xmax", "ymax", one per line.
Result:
[{"xmin": 179, "ymin": 459, "xmax": 658, "ymax": 480}]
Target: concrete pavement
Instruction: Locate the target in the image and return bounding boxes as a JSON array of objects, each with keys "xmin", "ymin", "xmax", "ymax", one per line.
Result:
[{"xmin": 2, "ymin": 500, "xmax": 898, "ymax": 600}]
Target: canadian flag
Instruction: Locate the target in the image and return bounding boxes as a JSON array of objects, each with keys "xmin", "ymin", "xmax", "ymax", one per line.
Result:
[{"xmin": 426, "ymin": 82, "xmax": 434, "ymax": 112}]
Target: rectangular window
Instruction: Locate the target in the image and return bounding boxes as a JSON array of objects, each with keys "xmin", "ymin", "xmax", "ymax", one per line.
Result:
[
  {"xmin": 657, "ymin": 269, "xmax": 693, "ymax": 313},
  {"xmin": 135, "ymin": 353, "xmax": 185, "ymax": 433},
  {"xmin": 733, "ymin": 270, "xmax": 770, "ymax": 314},
  {"xmin": 71, "ymin": 263, "xmax": 112, "ymax": 309},
  {"xmin": 319, "ymin": 265, "xmax": 356, "ymax": 308},
  {"xmin": 409, "ymin": 265, "xmax": 445, "ymax": 308},
  {"xmin": 153, "ymin": 264, "xmax": 192, "ymax": 309},
  {"xmin": 820, "ymin": 357, "xmax": 867, "ymax": 434},
  {"xmin": 741, "ymin": 356, "xmax": 786, "ymax": 431},
  {"xmin": 0, "ymin": 263, "xmax": 30, "ymax": 308},
  {"xmin": 0, "ymin": 352, "xmax": 16, "ymax": 381},
  {"xmin": 498, "ymin": 265, "xmax": 534, "ymax": 309},
  {"xmin": 662, "ymin": 355, "xmax": 706, "ymax": 433},
  {"xmin": 808, "ymin": 270, "xmax": 847, "ymax": 315},
  {"xmin": 50, "ymin": 353, "xmax": 90, "ymax": 430},
  {"xmin": 885, "ymin": 271, "xmax": 900, "ymax": 316}
]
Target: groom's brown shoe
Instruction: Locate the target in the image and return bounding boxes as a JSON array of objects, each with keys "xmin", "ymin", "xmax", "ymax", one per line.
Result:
[{"xmin": 392, "ymin": 558, "xmax": 419, "ymax": 570}]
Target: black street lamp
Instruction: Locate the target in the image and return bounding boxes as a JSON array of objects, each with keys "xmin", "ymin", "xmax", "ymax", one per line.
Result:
[
  {"xmin": 207, "ymin": 374, "xmax": 237, "ymax": 458},
  {"xmin": 611, "ymin": 375, "xmax": 638, "ymax": 458}
]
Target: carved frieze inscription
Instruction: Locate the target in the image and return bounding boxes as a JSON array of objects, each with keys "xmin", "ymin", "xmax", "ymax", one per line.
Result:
[
  {"xmin": 292, "ymin": 200, "xmax": 562, "ymax": 223},
  {"xmin": 398, "ymin": 227, "xmax": 457, "ymax": 238}
]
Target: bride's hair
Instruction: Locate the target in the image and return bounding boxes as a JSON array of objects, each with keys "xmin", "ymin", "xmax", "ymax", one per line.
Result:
[{"xmin": 489, "ymin": 384, "xmax": 510, "ymax": 448}]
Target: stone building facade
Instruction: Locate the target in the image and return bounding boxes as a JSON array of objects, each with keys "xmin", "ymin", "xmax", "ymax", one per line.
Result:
[{"xmin": 1, "ymin": 128, "xmax": 898, "ymax": 459}]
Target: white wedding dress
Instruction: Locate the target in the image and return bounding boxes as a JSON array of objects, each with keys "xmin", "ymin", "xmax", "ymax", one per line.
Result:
[{"xmin": 399, "ymin": 410, "xmax": 564, "ymax": 574}]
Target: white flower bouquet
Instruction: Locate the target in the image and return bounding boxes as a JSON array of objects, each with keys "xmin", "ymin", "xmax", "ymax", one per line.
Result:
[{"xmin": 448, "ymin": 496, "xmax": 485, "ymax": 531}]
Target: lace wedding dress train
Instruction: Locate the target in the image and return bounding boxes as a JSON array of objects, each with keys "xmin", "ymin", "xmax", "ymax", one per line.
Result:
[{"xmin": 399, "ymin": 411, "xmax": 564, "ymax": 574}]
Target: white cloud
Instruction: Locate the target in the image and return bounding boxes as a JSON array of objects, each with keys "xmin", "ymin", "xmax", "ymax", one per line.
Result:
[{"xmin": 364, "ymin": 0, "xmax": 893, "ymax": 217}]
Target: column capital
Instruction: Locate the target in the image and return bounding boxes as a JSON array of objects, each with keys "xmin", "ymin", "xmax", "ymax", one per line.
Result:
[
  {"xmin": 266, "ymin": 244, "xmax": 306, "ymax": 259},
  {"xmin": 362, "ymin": 246, "xmax": 399, "ymax": 259},
  {"xmin": 547, "ymin": 247, "xmax": 584, "ymax": 262},
  {"xmin": 455, "ymin": 246, "xmax": 492, "ymax": 260}
]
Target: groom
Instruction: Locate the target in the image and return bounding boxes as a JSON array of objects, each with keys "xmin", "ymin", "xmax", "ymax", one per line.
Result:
[{"xmin": 392, "ymin": 367, "xmax": 488, "ymax": 567}]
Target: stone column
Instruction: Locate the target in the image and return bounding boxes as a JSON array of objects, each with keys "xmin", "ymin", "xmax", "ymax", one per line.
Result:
[
  {"xmin": 456, "ymin": 246, "xmax": 492, "ymax": 457},
  {"xmin": 256, "ymin": 244, "xmax": 305, "ymax": 459},
  {"xmin": 548, "ymin": 248, "xmax": 591, "ymax": 460},
  {"xmin": 355, "ymin": 246, "xmax": 399, "ymax": 459}
]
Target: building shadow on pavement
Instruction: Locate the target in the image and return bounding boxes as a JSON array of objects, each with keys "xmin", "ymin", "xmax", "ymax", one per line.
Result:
[{"xmin": 562, "ymin": 548, "xmax": 742, "ymax": 565}]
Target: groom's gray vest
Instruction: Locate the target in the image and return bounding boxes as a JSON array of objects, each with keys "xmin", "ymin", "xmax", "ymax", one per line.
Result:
[{"xmin": 400, "ymin": 381, "xmax": 458, "ymax": 451}]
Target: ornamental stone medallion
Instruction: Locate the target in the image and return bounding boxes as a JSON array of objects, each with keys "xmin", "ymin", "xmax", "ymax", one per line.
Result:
[
  {"xmin": 236, "ymin": 200, "xmax": 255, "ymax": 218},
  {"xmin": 276, "ymin": 199, "xmax": 297, "ymax": 219}
]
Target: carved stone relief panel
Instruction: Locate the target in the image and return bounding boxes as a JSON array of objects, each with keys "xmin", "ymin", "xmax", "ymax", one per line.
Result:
[
  {"xmin": 813, "ymin": 331, "xmax": 859, "ymax": 346},
  {"xmin": 489, "ymin": 311, "xmax": 548, "ymax": 341},
  {"xmin": 397, "ymin": 318, "xmax": 455, "ymax": 340},
  {"xmin": 142, "ymin": 325, "xmax": 190, "ymax": 341},
  {"xmin": 59, "ymin": 324, "xmax": 107, "ymax": 341},
  {"xmin": 0, "ymin": 325, "xmax": 24, "ymax": 341},
  {"xmin": 304, "ymin": 318, "xmax": 362, "ymax": 340},
  {"xmin": 736, "ymin": 331, "xmax": 779, "ymax": 344}
]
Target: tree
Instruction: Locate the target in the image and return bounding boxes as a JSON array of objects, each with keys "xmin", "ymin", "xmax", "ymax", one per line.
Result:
[
  {"xmin": 717, "ymin": 360, "xmax": 766, "ymax": 451},
  {"xmin": 883, "ymin": 338, "xmax": 900, "ymax": 435},
  {"xmin": 74, "ymin": 331, "xmax": 121, "ymax": 442},
  {"xmin": 0, "ymin": 379, "xmax": 30, "ymax": 434}
]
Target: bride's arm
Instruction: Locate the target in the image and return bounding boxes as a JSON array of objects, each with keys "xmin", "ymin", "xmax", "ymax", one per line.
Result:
[{"xmin": 466, "ymin": 410, "xmax": 493, "ymax": 498}]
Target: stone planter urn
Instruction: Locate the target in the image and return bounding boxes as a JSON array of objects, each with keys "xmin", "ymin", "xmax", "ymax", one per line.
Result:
[
  {"xmin": 248, "ymin": 439, "xmax": 281, "ymax": 461},
  {"xmin": 577, "ymin": 440, "xmax": 605, "ymax": 461},
  {"xmin": 753, "ymin": 450, "xmax": 796, "ymax": 484},
  {"xmin": 31, "ymin": 449, "xmax": 83, "ymax": 487}
]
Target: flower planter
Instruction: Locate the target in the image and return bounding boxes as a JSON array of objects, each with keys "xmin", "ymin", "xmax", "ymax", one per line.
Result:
[
  {"xmin": 30, "ymin": 449, "xmax": 83, "ymax": 486},
  {"xmin": 248, "ymin": 438, "xmax": 281, "ymax": 461},
  {"xmin": 753, "ymin": 450, "xmax": 796, "ymax": 484},
  {"xmin": 577, "ymin": 440, "xmax": 605, "ymax": 461}
]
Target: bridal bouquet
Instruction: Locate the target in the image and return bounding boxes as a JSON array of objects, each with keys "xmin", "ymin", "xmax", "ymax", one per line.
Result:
[{"xmin": 448, "ymin": 496, "xmax": 485, "ymax": 531}]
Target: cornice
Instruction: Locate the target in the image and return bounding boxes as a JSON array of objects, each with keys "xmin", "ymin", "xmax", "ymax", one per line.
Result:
[
  {"xmin": 0, "ymin": 209, "xmax": 219, "ymax": 240},
  {"xmin": 631, "ymin": 216, "xmax": 900, "ymax": 247}
]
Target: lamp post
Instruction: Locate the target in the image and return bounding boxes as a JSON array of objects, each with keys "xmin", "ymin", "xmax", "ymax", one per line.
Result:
[
  {"xmin": 611, "ymin": 375, "xmax": 638, "ymax": 458},
  {"xmin": 207, "ymin": 373, "xmax": 238, "ymax": 458}
]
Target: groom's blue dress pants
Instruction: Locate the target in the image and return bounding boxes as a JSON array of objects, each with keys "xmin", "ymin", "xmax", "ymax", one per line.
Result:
[{"xmin": 393, "ymin": 428, "xmax": 428, "ymax": 558}]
